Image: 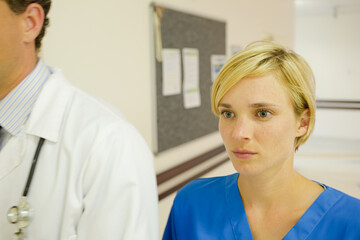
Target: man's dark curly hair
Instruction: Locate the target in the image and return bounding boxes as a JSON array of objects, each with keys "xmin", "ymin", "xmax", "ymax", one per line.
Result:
[{"xmin": 5, "ymin": 0, "xmax": 51, "ymax": 50}]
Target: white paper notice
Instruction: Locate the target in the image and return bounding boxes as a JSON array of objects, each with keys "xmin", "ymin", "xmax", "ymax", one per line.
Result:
[
  {"xmin": 162, "ymin": 48, "xmax": 181, "ymax": 96},
  {"xmin": 182, "ymin": 48, "xmax": 201, "ymax": 109},
  {"xmin": 211, "ymin": 55, "xmax": 226, "ymax": 82}
]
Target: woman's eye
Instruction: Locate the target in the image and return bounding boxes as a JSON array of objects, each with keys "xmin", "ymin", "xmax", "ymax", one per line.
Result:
[
  {"xmin": 256, "ymin": 110, "xmax": 271, "ymax": 118},
  {"xmin": 222, "ymin": 111, "xmax": 234, "ymax": 118}
]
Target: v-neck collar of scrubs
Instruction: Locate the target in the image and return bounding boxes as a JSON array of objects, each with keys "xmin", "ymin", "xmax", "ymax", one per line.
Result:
[{"xmin": 225, "ymin": 173, "xmax": 343, "ymax": 240}]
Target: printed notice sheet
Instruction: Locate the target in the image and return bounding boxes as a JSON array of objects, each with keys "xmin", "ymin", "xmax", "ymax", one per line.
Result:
[
  {"xmin": 162, "ymin": 48, "xmax": 182, "ymax": 96},
  {"xmin": 182, "ymin": 48, "xmax": 201, "ymax": 109},
  {"xmin": 211, "ymin": 55, "xmax": 226, "ymax": 82}
]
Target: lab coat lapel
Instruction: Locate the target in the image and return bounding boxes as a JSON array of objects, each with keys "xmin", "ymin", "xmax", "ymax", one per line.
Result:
[
  {"xmin": 0, "ymin": 134, "xmax": 26, "ymax": 181},
  {"xmin": 0, "ymin": 68, "xmax": 72, "ymax": 181},
  {"xmin": 25, "ymin": 68, "xmax": 73, "ymax": 143}
]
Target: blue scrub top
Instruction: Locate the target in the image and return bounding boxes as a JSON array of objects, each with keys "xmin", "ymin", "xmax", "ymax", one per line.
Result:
[{"xmin": 163, "ymin": 173, "xmax": 360, "ymax": 240}]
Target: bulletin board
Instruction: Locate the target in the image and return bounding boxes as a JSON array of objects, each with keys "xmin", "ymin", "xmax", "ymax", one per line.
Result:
[{"xmin": 152, "ymin": 4, "xmax": 226, "ymax": 153}]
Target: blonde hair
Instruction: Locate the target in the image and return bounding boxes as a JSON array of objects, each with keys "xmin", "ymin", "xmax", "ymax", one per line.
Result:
[{"xmin": 211, "ymin": 41, "xmax": 316, "ymax": 150}]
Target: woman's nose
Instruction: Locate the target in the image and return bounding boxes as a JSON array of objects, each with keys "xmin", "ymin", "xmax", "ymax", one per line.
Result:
[{"xmin": 232, "ymin": 117, "xmax": 252, "ymax": 141}]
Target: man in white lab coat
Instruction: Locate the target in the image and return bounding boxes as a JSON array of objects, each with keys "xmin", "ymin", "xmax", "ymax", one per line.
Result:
[{"xmin": 0, "ymin": 0, "xmax": 159, "ymax": 239}]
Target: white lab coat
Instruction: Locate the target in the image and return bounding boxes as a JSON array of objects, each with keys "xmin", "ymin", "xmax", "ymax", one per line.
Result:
[{"xmin": 0, "ymin": 68, "xmax": 159, "ymax": 240}]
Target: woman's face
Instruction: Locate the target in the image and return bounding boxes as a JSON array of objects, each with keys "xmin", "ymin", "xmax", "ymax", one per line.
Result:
[{"xmin": 218, "ymin": 73, "xmax": 308, "ymax": 176}]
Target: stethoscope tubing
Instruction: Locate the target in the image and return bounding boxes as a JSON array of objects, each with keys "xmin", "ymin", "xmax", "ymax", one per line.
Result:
[
  {"xmin": 23, "ymin": 138, "xmax": 45, "ymax": 197},
  {"xmin": 6, "ymin": 137, "xmax": 46, "ymax": 234}
]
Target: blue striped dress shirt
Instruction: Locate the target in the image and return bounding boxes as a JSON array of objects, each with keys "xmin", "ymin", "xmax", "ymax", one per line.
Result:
[{"xmin": 0, "ymin": 59, "xmax": 50, "ymax": 149}]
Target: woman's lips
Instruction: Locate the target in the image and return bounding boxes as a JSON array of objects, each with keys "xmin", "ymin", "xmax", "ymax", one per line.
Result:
[{"xmin": 232, "ymin": 150, "xmax": 256, "ymax": 159}]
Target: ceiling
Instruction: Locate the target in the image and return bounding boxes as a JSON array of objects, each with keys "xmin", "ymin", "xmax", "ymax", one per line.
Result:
[{"xmin": 295, "ymin": 0, "xmax": 360, "ymax": 16}]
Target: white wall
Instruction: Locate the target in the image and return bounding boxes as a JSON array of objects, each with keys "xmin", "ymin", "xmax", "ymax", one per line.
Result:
[
  {"xmin": 42, "ymin": 0, "xmax": 153, "ymax": 143},
  {"xmin": 42, "ymin": 0, "xmax": 295, "ymax": 174},
  {"xmin": 295, "ymin": 11, "xmax": 360, "ymax": 139}
]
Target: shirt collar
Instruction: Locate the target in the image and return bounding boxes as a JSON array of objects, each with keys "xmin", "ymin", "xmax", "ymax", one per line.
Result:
[{"xmin": 0, "ymin": 59, "xmax": 50, "ymax": 136}]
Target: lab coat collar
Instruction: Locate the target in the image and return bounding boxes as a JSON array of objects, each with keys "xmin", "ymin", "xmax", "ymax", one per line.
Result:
[{"xmin": 25, "ymin": 68, "xmax": 74, "ymax": 143}]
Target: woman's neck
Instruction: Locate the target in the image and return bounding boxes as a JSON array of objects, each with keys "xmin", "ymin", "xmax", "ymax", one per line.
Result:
[{"xmin": 237, "ymin": 159, "xmax": 321, "ymax": 211}]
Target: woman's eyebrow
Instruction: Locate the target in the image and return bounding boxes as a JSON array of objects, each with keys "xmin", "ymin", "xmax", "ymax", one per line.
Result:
[
  {"xmin": 218, "ymin": 103, "xmax": 232, "ymax": 108},
  {"xmin": 249, "ymin": 103, "xmax": 280, "ymax": 108}
]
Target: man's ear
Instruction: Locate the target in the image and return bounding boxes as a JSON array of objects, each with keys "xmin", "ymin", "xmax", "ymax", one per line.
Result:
[
  {"xmin": 21, "ymin": 3, "xmax": 44, "ymax": 45},
  {"xmin": 296, "ymin": 108, "xmax": 310, "ymax": 137}
]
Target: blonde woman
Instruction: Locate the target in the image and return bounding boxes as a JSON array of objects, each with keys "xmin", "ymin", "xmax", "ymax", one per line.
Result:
[{"xmin": 163, "ymin": 41, "xmax": 360, "ymax": 240}]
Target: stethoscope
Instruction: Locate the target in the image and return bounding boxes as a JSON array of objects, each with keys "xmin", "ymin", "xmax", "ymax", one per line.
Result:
[{"xmin": 7, "ymin": 137, "xmax": 45, "ymax": 239}]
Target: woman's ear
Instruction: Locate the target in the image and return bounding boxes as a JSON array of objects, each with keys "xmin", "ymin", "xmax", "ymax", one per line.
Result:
[
  {"xmin": 21, "ymin": 3, "xmax": 44, "ymax": 45},
  {"xmin": 296, "ymin": 108, "xmax": 310, "ymax": 137}
]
